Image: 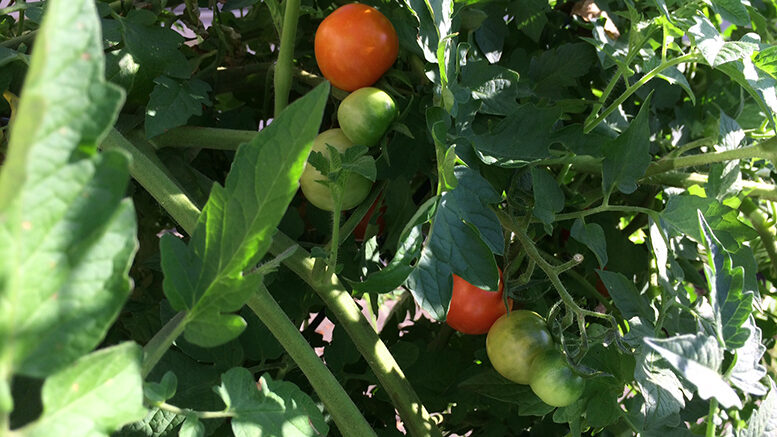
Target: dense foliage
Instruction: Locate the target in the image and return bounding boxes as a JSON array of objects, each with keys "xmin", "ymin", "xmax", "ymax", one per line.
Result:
[{"xmin": 1, "ymin": 0, "xmax": 777, "ymax": 436}]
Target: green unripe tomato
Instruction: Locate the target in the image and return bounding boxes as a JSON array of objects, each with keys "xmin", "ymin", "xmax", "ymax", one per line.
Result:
[
  {"xmin": 337, "ymin": 87, "xmax": 397, "ymax": 147},
  {"xmin": 299, "ymin": 128, "xmax": 372, "ymax": 211},
  {"xmin": 529, "ymin": 349, "xmax": 585, "ymax": 407},
  {"xmin": 486, "ymin": 310, "xmax": 553, "ymax": 384}
]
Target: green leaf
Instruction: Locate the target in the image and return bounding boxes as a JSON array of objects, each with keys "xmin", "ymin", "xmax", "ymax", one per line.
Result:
[
  {"xmin": 118, "ymin": 9, "xmax": 191, "ymax": 81},
  {"xmin": 469, "ymin": 103, "xmax": 560, "ymax": 165},
  {"xmin": 633, "ymin": 347, "xmax": 686, "ymax": 423},
  {"xmin": 403, "ymin": 0, "xmax": 440, "ymax": 63},
  {"xmin": 145, "ymin": 76, "xmax": 211, "ymax": 139},
  {"xmin": 708, "ymin": 0, "xmax": 750, "ymax": 27},
  {"xmin": 644, "ymin": 334, "xmax": 742, "ymax": 409},
  {"xmin": 179, "ymin": 415, "xmax": 205, "ymax": 437},
  {"xmin": 716, "ymin": 57, "xmax": 777, "ymax": 130},
  {"xmin": 660, "ymin": 194, "xmax": 757, "ymax": 244},
  {"xmin": 509, "ymin": 0, "xmax": 549, "ymax": 42},
  {"xmin": 601, "ymin": 94, "xmax": 652, "ymax": 195},
  {"xmin": 406, "ymin": 167, "xmax": 504, "ymax": 319},
  {"xmin": 216, "ymin": 368, "xmax": 329, "ymax": 437},
  {"xmin": 183, "ymin": 310, "xmax": 252, "ymax": 348},
  {"xmin": 531, "ymin": 167, "xmax": 564, "ymax": 226},
  {"xmin": 728, "ymin": 316, "xmax": 768, "ymax": 396},
  {"xmin": 656, "ymin": 65, "xmax": 696, "ymax": 106},
  {"xmin": 570, "ymin": 219, "xmax": 607, "ymax": 268},
  {"xmin": 698, "ymin": 211, "xmax": 755, "ymax": 349},
  {"xmin": 688, "ymin": 16, "xmax": 757, "ymax": 67},
  {"xmin": 528, "ymin": 43, "xmax": 595, "ymax": 98},
  {"xmin": 160, "ymin": 83, "xmax": 330, "ymax": 346},
  {"xmin": 753, "ymin": 46, "xmax": 777, "ymax": 79},
  {"xmin": 350, "ymin": 203, "xmax": 431, "ymax": 293},
  {"xmin": 19, "ymin": 343, "xmax": 147, "ymax": 437},
  {"xmin": 737, "ymin": 378, "xmax": 777, "ymax": 437},
  {"xmin": 115, "ymin": 408, "xmax": 185, "ymax": 437},
  {"xmin": 597, "ymin": 271, "xmax": 655, "ymax": 323},
  {"xmin": 0, "ymin": 0, "xmax": 136, "ymax": 379},
  {"xmin": 458, "ymin": 370, "xmax": 555, "ymax": 416},
  {"xmin": 144, "ymin": 371, "xmax": 178, "ymax": 405},
  {"xmin": 474, "ymin": 7, "xmax": 507, "ymax": 63},
  {"xmin": 460, "ymin": 61, "xmax": 521, "ymax": 115}
]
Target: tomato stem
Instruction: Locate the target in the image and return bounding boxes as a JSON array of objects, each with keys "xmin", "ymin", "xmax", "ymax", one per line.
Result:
[
  {"xmin": 101, "ymin": 129, "xmax": 201, "ymax": 234},
  {"xmin": 269, "ymin": 232, "xmax": 443, "ymax": 437},
  {"xmin": 498, "ymin": 211, "xmax": 620, "ymax": 352},
  {"xmin": 584, "ymin": 53, "xmax": 700, "ymax": 133},
  {"xmin": 246, "ymin": 285, "xmax": 376, "ymax": 436},
  {"xmin": 706, "ymin": 398, "xmax": 719, "ymax": 437},
  {"xmin": 273, "ymin": 0, "xmax": 301, "ymax": 117},
  {"xmin": 142, "ymin": 311, "xmax": 188, "ymax": 378}
]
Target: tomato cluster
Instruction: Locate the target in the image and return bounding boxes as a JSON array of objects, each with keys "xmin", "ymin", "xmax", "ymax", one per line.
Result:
[
  {"xmin": 486, "ymin": 311, "xmax": 584, "ymax": 407},
  {"xmin": 300, "ymin": 4, "xmax": 398, "ymax": 219}
]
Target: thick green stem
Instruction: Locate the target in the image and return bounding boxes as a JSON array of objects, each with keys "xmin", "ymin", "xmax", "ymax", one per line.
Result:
[
  {"xmin": 152, "ymin": 126, "xmax": 258, "ymax": 150},
  {"xmin": 269, "ymin": 233, "xmax": 442, "ymax": 437},
  {"xmin": 142, "ymin": 311, "xmax": 188, "ymax": 378},
  {"xmin": 247, "ymin": 285, "xmax": 376, "ymax": 437},
  {"xmin": 327, "ymin": 188, "xmax": 343, "ymax": 278},
  {"xmin": 540, "ymin": 154, "xmax": 777, "ymax": 202},
  {"xmin": 158, "ymin": 402, "xmax": 235, "ymax": 419},
  {"xmin": 740, "ymin": 198, "xmax": 777, "ymax": 274},
  {"xmin": 643, "ymin": 171, "xmax": 777, "ymax": 201},
  {"xmin": 274, "ymin": 0, "xmax": 302, "ymax": 117},
  {"xmin": 706, "ymin": 398, "xmax": 719, "ymax": 437},
  {"xmin": 584, "ymin": 53, "xmax": 699, "ymax": 133},
  {"xmin": 101, "ymin": 129, "xmax": 200, "ymax": 233},
  {"xmin": 646, "ymin": 137, "xmax": 777, "ymax": 176}
]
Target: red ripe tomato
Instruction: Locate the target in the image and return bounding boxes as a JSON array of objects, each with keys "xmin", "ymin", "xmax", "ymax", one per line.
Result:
[
  {"xmin": 353, "ymin": 195, "xmax": 386, "ymax": 242},
  {"xmin": 446, "ymin": 270, "xmax": 513, "ymax": 335},
  {"xmin": 314, "ymin": 4, "xmax": 399, "ymax": 91}
]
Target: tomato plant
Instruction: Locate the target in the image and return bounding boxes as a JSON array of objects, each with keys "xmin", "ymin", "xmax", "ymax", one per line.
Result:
[
  {"xmin": 446, "ymin": 270, "xmax": 512, "ymax": 335},
  {"xmin": 4, "ymin": 0, "xmax": 777, "ymax": 436},
  {"xmin": 529, "ymin": 349, "xmax": 585, "ymax": 408},
  {"xmin": 314, "ymin": 3, "xmax": 398, "ymax": 91},
  {"xmin": 299, "ymin": 128, "xmax": 372, "ymax": 211},
  {"xmin": 485, "ymin": 310, "xmax": 553, "ymax": 384},
  {"xmin": 338, "ymin": 87, "xmax": 397, "ymax": 147}
]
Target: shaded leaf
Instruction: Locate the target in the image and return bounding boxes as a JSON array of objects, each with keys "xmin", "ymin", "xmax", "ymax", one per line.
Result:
[
  {"xmin": 644, "ymin": 335, "xmax": 742, "ymax": 409},
  {"xmin": 20, "ymin": 343, "xmax": 146, "ymax": 437}
]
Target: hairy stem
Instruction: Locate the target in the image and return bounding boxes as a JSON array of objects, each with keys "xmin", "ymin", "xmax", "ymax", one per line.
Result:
[
  {"xmin": 270, "ymin": 232, "xmax": 442, "ymax": 437},
  {"xmin": 158, "ymin": 402, "xmax": 235, "ymax": 419},
  {"xmin": 101, "ymin": 129, "xmax": 201, "ymax": 233},
  {"xmin": 152, "ymin": 126, "xmax": 258, "ymax": 150},
  {"xmin": 142, "ymin": 311, "xmax": 188, "ymax": 378},
  {"xmin": 247, "ymin": 285, "xmax": 376, "ymax": 436},
  {"xmin": 646, "ymin": 136, "xmax": 777, "ymax": 176},
  {"xmin": 706, "ymin": 398, "xmax": 719, "ymax": 437},
  {"xmin": 498, "ymin": 211, "xmax": 618, "ymax": 332},
  {"xmin": 274, "ymin": 0, "xmax": 301, "ymax": 117}
]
